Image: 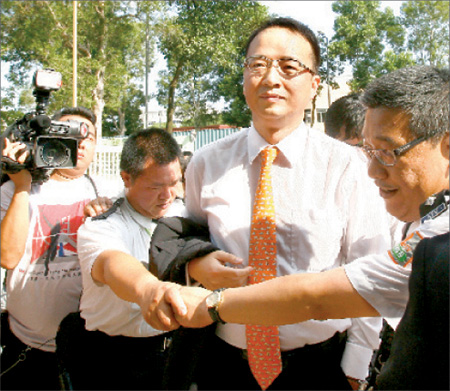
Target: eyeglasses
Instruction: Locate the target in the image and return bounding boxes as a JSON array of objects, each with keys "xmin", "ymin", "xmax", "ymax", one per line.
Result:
[
  {"xmin": 361, "ymin": 135, "xmax": 430, "ymax": 167},
  {"xmin": 244, "ymin": 55, "xmax": 315, "ymax": 77}
]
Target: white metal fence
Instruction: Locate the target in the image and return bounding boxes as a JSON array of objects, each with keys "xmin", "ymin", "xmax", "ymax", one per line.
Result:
[
  {"xmin": 88, "ymin": 144, "xmax": 122, "ymax": 181},
  {"xmin": 88, "ymin": 127, "xmax": 242, "ymax": 193},
  {"xmin": 87, "ymin": 145, "xmax": 124, "ymax": 195}
]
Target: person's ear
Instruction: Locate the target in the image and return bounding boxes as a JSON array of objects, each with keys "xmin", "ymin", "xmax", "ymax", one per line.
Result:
[
  {"xmin": 310, "ymin": 74, "xmax": 320, "ymax": 100},
  {"xmin": 121, "ymin": 171, "xmax": 132, "ymax": 188},
  {"xmin": 440, "ymin": 133, "xmax": 450, "ymax": 182},
  {"xmin": 440, "ymin": 132, "xmax": 449, "ymax": 161}
]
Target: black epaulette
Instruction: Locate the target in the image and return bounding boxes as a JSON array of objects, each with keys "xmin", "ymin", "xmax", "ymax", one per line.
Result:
[
  {"xmin": 420, "ymin": 190, "xmax": 449, "ymax": 224},
  {"xmin": 92, "ymin": 198, "xmax": 124, "ymax": 221}
]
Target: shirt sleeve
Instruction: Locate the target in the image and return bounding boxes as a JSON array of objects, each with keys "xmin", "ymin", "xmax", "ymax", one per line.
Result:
[
  {"xmin": 0, "ymin": 181, "xmax": 15, "ymax": 220},
  {"xmin": 184, "ymin": 154, "xmax": 209, "ymax": 224},
  {"xmin": 77, "ymin": 216, "xmax": 131, "ymax": 281},
  {"xmin": 344, "ymin": 212, "xmax": 449, "ymax": 318},
  {"xmin": 341, "ymin": 317, "xmax": 382, "ymax": 379}
]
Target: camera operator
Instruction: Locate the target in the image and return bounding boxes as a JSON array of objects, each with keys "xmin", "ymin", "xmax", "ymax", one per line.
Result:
[{"xmin": 0, "ymin": 106, "xmax": 111, "ymax": 390}]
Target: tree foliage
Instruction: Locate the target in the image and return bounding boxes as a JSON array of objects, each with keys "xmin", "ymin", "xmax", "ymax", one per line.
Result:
[
  {"xmin": 102, "ymin": 84, "xmax": 146, "ymax": 137},
  {"xmin": 329, "ymin": 1, "xmax": 406, "ymax": 90},
  {"xmin": 401, "ymin": 0, "xmax": 449, "ymax": 68},
  {"xmin": 1, "ymin": 1, "xmax": 162, "ymax": 137},
  {"xmin": 329, "ymin": 0, "xmax": 448, "ymax": 91},
  {"xmin": 3, "ymin": 1, "xmax": 446, "ymax": 137},
  {"xmin": 155, "ymin": 0, "xmax": 268, "ymax": 131}
]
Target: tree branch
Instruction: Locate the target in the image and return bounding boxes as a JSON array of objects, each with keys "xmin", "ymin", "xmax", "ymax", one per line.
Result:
[{"xmin": 44, "ymin": 1, "xmax": 91, "ymax": 58}]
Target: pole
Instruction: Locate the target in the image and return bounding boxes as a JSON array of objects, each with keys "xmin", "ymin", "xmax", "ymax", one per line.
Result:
[
  {"xmin": 73, "ymin": 1, "xmax": 78, "ymax": 107},
  {"xmin": 145, "ymin": 12, "xmax": 149, "ymax": 128},
  {"xmin": 325, "ymin": 35, "xmax": 331, "ymax": 108}
]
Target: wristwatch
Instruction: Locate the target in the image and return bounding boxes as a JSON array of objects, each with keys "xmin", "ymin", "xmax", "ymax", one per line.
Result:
[{"xmin": 206, "ymin": 288, "xmax": 226, "ymax": 324}]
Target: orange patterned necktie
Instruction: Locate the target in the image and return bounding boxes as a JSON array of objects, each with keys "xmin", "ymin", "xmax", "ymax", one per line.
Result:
[{"xmin": 246, "ymin": 146, "xmax": 282, "ymax": 390}]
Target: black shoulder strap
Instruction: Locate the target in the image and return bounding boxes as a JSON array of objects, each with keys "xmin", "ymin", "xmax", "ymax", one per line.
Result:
[
  {"xmin": 92, "ymin": 198, "xmax": 124, "ymax": 221},
  {"xmin": 420, "ymin": 190, "xmax": 449, "ymax": 224}
]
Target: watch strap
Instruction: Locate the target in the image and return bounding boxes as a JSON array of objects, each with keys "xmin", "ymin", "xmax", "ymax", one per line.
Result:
[{"xmin": 207, "ymin": 288, "xmax": 226, "ymax": 324}]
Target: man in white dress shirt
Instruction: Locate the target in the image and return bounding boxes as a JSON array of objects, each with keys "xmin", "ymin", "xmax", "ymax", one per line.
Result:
[
  {"xmin": 182, "ymin": 17, "xmax": 395, "ymax": 390},
  {"xmin": 166, "ymin": 65, "xmax": 449, "ymax": 391},
  {"xmin": 74, "ymin": 129, "xmax": 191, "ymax": 390}
]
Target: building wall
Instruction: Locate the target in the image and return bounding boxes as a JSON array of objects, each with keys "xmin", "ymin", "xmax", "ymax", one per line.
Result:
[{"xmin": 305, "ymin": 73, "xmax": 352, "ymax": 132}]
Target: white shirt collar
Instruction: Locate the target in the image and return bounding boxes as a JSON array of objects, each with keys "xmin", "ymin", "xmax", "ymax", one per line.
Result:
[
  {"xmin": 122, "ymin": 193, "xmax": 156, "ymax": 230},
  {"xmin": 247, "ymin": 122, "xmax": 309, "ymax": 167}
]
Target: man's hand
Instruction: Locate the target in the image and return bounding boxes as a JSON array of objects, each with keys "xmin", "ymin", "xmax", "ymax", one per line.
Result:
[
  {"xmin": 347, "ymin": 377, "xmax": 364, "ymax": 390},
  {"xmin": 84, "ymin": 197, "xmax": 113, "ymax": 217},
  {"xmin": 165, "ymin": 285, "xmax": 213, "ymax": 328},
  {"xmin": 188, "ymin": 250, "xmax": 252, "ymax": 290},
  {"xmin": 136, "ymin": 280, "xmax": 187, "ymax": 331},
  {"xmin": 2, "ymin": 139, "xmax": 32, "ymax": 190}
]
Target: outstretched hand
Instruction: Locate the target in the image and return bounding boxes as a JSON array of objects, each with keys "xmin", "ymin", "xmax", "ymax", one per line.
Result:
[
  {"xmin": 164, "ymin": 285, "xmax": 213, "ymax": 329},
  {"xmin": 188, "ymin": 250, "xmax": 252, "ymax": 290},
  {"xmin": 136, "ymin": 280, "xmax": 188, "ymax": 331},
  {"xmin": 2, "ymin": 138, "xmax": 32, "ymax": 189}
]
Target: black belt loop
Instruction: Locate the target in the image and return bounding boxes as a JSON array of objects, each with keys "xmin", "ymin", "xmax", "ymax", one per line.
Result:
[{"xmin": 163, "ymin": 335, "xmax": 172, "ymax": 352}]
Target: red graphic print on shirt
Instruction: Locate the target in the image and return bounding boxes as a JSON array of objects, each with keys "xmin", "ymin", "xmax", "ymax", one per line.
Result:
[{"xmin": 31, "ymin": 200, "xmax": 89, "ymax": 274}]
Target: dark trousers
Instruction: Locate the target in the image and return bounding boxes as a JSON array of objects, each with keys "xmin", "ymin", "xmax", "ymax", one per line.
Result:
[
  {"xmin": 195, "ymin": 332, "xmax": 352, "ymax": 390},
  {"xmin": 56, "ymin": 312, "xmax": 170, "ymax": 390},
  {"xmin": 1, "ymin": 313, "xmax": 60, "ymax": 391}
]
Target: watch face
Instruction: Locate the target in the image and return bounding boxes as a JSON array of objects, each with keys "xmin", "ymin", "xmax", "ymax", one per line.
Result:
[{"xmin": 206, "ymin": 291, "xmax": 219, "ymax": 308}]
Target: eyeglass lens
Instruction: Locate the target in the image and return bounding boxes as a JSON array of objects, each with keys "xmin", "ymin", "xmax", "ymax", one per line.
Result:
[
  {"xmin": 246, "ymin": 57, "xmax": 310, "ymax": 76},
  {"xmin": 362, "ymin": 147, "xmax": 396, "ymax": 166}
]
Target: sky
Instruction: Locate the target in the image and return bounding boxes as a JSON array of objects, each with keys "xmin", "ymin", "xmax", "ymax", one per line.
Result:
[
  {"xmin": 261, "ymin": 1, "xmax": 404, "ymax": 37},
  {"xmin": 261, "ymin": 1, "xmax": 337, "ymax": 38}
]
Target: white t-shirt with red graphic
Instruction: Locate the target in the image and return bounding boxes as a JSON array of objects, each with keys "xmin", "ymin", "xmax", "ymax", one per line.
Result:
[{"xmin": 1, "ymin": 176, "xmax": 105, "ymax": 352}]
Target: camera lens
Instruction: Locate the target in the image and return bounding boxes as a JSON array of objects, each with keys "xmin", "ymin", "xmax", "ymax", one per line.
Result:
[{"xmin": 39, "ymin": 139, "xmax": 71, "ymax": 166}]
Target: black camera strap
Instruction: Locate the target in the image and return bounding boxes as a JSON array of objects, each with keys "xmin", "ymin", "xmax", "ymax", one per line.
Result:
[
  {"xmin": 1, "ymin": 156, "xmax": 27, "ymax": 174},
  {"xmin": 84, "ymin": 174, "xmax": 99, "ymax": 198}
]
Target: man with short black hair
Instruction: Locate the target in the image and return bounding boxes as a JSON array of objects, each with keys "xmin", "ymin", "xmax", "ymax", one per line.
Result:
[
  {"xmin": 179, "ymin": 17, "xmax": 395, "ymax": 391},
  {"xmin": 75, "ymin": 128, "xmax": 186, "ymax": 390},
  {"xmin": 170, "ymin": 65, "xmax": 450, "ymax": 391},
  {"xmin": 324, "ymin": 92, "xmax": 365, "ymax": 145},
  {"xmin": 75, "ymin": 128, "xmax": 241, "ymax": 390},
  {"xmin": 1, "ymin": 106, "xmax": 107, "ymax": 390}
]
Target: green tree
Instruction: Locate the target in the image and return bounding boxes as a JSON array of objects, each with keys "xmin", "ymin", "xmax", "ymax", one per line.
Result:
[
  {"xmin": 219, "ymin": 69, "xmax": 251, "ymax": 127},
  {"xmin": 311, "ymin": 31, "xmax": 343, "ymax": 121},
  {"xmin": 329, "ymin": 1, "xmax": 448, "ymax": 91},
  {"xmin": 103, "ymin": 84, "xmax": 145, "ymax": 137},
  {"xmin": 329, "ymin": 0, "xmax": 406, "ymax": 90},
  {"xmin": 401, "ymin": 1, "xmax": 449, "ymax": 68},
  {"xmin": 1, "ymin": 87, "xmax": 26, "ymax": 132},
  {"xmin": 1, "ymin": 1, "xmax": 162, "ymax": 138},
  {"xmin": 156, "ymin": 0, "xmax": 268, "ymax": 132}
]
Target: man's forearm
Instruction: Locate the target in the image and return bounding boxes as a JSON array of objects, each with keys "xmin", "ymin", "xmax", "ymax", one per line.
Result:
[
  {"xmin": 1, "ymin": 189, "xmax": 31, "ymax": 269},
  {"xmin": 91, "ymin": 249, "xmax": 185, "ymax": 331},
  {"xmin": 218, "ymin": 268, "xmax": 379, "ymax": 325},
  {"xmin": 92, "ymin": 250, "xmax": 159, "ymax": 304}
]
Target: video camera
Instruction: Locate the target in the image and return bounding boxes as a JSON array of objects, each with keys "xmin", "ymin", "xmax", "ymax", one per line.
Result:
[{"xmin": 1, "ymin": 69, "xmax": 89, "ymax": 183}]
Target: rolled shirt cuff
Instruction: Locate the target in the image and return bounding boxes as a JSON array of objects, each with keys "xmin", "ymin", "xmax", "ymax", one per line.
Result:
[{"xmin": 341, "ymin": 341, "xmax": 375, "ymax": 380}]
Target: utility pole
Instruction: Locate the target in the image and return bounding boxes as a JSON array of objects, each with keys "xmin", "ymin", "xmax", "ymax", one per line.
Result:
[
  {"xmin": 324, "ymin": 35, "xmax": 331, "ymax": 108},
  {"xmin": 144, "ymin": 12, "xmax": 150, "ymax": 128},
  {"xmin": 73, "ymin": 1, "xmax": 78, "ymax": 107}
]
